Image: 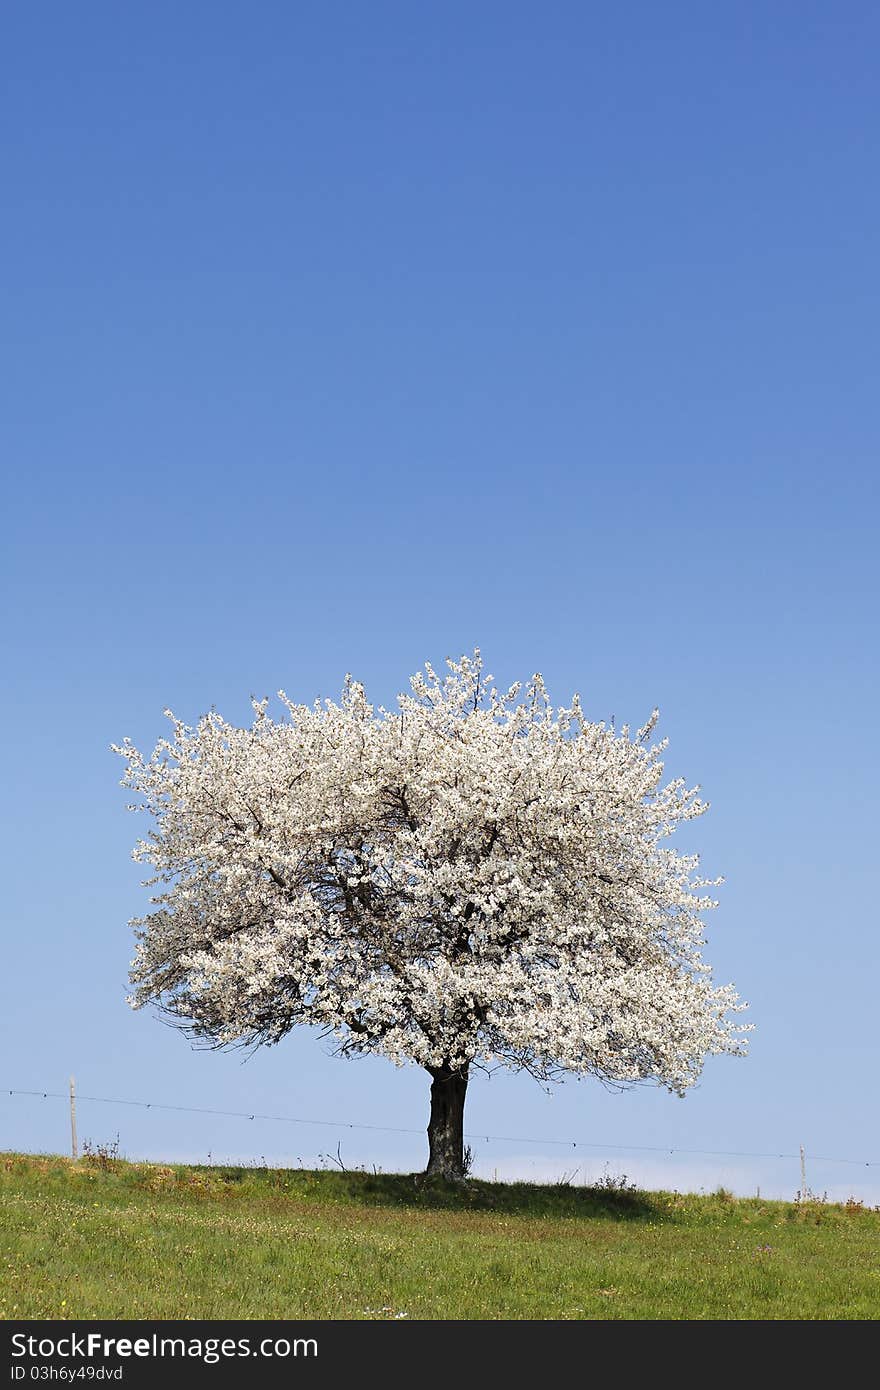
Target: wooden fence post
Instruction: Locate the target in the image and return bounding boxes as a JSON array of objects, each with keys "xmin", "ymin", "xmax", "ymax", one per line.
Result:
[{"xmin": 69, "ymin": 1076, "xmax": 78, "ymax": 1161}]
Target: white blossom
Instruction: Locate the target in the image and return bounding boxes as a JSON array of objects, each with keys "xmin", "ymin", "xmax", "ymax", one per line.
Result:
[{"xmin": 113, "ymin": 650, "xmax": 748, "ymax": 1096}]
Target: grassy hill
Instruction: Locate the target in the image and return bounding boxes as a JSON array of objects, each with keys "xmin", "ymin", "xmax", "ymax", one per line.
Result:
[{"xmin": 1, "ymin": 1151, "xmax": 877, "ymax": 1320}]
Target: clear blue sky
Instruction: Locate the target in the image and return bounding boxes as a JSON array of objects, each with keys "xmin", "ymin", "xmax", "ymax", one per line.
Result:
[{"xmin": 2, "ymin": 3, "xmax": 878, "ymax": 1200}]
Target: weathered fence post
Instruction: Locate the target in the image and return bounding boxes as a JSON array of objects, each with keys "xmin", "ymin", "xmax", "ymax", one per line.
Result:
[{"xmin": 69, "ymin": 1076, "xmax": 78, "ymax": 1161}]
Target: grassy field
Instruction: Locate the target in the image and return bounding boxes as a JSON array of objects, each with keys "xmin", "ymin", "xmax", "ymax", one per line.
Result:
[{"xmin": 1, "ymin": 1151, "xmax": 877, "ymax": 1320}]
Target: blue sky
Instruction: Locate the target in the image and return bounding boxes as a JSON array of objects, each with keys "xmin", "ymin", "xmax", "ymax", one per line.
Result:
[{"xmin": 2, "ymin": 3, "xmax": 878, "ymax": 1200}]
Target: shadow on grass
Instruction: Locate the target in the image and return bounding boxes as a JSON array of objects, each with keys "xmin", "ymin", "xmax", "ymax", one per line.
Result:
[
  {"xmin": 320, "ymin": 1170, "xmax": 669, "ymax": 1221},
  {"xmin": 179, "ymin": 1162, "xmax": 674, "ymax": 1220}
]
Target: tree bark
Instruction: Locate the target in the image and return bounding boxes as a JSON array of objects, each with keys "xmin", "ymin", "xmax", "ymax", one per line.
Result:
[{"xmin": 425, "ymin": 1062, "xmax": 469, "ymax": 1180}]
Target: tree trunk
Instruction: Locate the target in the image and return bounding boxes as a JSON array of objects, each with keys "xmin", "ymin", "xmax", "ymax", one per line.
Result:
[{"xmin": 425, "ymin": 1062, "xmax": 469, "ymax": 1179}]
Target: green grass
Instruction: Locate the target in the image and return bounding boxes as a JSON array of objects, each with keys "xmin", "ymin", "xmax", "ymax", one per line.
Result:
[{"xmin": 1, "ymin": 1151, "xmax": 878, "ymax": 1319}]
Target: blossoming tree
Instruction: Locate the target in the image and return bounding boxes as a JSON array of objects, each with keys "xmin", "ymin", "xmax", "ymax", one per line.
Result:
[{"xmin": 114, "ymin": 652, "xmax": 747, "ymax": 1179}]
